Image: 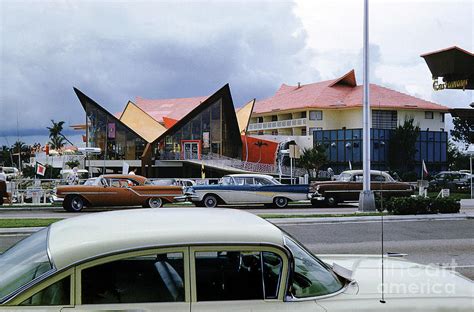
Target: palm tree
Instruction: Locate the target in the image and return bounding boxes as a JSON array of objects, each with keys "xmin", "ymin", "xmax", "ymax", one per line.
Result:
[
  {"xmin": 299, "ymin": 144, "xmax": 327, "ymax": 178},
  {"xmin": 254, "ymin": 141, "xmax": 268, "ymax": 163},
  {"xmin": 11, "ymin": 140, "xmax": 27, "ymax": 168},
  {"xmin": 47, "ymin": 120, "xmax": 73, "ymax": 149}
]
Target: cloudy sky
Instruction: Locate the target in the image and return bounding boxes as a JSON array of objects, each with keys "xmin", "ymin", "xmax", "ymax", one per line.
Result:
[{"xmin": 0, "ymin": 0, "xmax": 472, "ymax": 146}]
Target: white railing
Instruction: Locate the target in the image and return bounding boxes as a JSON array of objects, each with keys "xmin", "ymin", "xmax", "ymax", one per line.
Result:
[
  {"xmin": 198, "ymin": 153, "xmax": 306, "ymax": 177},
  {"xmin": 247, "ymin": 118, "xmax": 307, "ymax": 131}
]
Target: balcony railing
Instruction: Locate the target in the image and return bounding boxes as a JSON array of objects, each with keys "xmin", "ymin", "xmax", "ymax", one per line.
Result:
[
  {"xmin": 159, "ymin": 152, "xmax": 306, "ymax": 176},
  {"xmin": 247, "ymin": 118, "xmax": 307, "ymax": 131}
]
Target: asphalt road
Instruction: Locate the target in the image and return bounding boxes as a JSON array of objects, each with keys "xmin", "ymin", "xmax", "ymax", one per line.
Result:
[
  {"xmin": 1, "ymin": 216, "xmax": 473, "ymax": 280},
  {"xmin": 0, "ymin": 205, "xmax": 359, "ymax": 218}
]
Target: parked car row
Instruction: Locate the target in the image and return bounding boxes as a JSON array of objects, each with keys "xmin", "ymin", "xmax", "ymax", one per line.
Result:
[{"xmin": 53, "ymin": 170, "xmax": 416, "ymax": 211}]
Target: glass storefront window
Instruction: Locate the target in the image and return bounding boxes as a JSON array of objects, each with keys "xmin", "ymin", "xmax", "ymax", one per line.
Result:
[{"xmin": 85, "ymin": 102, "xmax": 146, "ymax": 161}]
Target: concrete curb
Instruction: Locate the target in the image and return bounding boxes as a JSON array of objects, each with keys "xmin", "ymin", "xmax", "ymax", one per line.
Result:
[
  {"xmin": 268, "ymin": 213, "xmax": 473, "ymax": 225},
  {"xmin": 0, "ymin": 227, "xmax": 44, "ymax": 235},
  {"xmin": 0, "ymin": 213, "xmax": 472, "ymax": 235}
]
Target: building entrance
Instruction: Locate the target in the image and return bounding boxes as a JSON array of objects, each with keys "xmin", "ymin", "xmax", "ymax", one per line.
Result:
[{"xmin": 182, "ymin": 140, "xmax": 201, "ymax": 160}]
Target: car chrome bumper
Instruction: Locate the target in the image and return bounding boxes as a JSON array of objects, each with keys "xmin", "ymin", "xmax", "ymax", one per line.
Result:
[
  {"xmin": 174, "ymin": 195, "xmax": 188, "ymax": 202},
  {"xmin": 311, "ymin": 192, "xmax": 325, "ymax": 201},
  {"xmin": 51, "ymin": 195, "xmax": 64, "ymax": 203},
  {"xmin": 174, "ymin": 195, "xmax": 200, "ymax": 202}
]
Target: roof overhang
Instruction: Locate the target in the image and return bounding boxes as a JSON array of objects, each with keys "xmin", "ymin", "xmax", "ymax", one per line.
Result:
[
  {"xmin": 449, "ymin": 108, "xmax": 474, "ymax": 121},
  {"xmin": 421, "ymin": 46, "xmax": 474, "ymax": 90}
]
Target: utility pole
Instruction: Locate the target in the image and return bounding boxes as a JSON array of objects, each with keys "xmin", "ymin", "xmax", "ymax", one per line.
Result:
[{"xmin": 359, "ymin": 0, "xmax": 376, "ymax": 211}]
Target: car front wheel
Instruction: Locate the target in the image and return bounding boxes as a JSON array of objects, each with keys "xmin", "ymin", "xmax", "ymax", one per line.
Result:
[
  {"xmin": 203, "ymin": 195, "xmax": 218, "ymax": 208},
  {"xmin": 325, "ymin": 195, "xmax": 338, "ymax": 207},
  {"xmin": 64, "ymin": 195, "xmax": 85, "ymax": 212},
  {"xmin": 273, "ymin": 197, "xmax": 288, "ymax": 208},
  {"xmin": 148, "ymin": 197, "xmax": 163, "ymax": 208}
]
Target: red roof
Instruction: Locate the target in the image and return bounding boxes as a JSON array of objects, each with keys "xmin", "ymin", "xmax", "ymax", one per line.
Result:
[
  {"xmin": 420, "ymin": 46, "xmax": 473, "ymax": 57},
  {"xmin": 134, "ymin": 95, "xmax": 209, "ymax": 123},
  {"xmin": 253, "ymin": 70, "xmax": 448, "ymax": 114}
]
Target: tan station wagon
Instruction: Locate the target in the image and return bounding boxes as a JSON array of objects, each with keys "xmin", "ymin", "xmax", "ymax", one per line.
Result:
[
  {"xmin": 0, "ymin": 209, "xmax": 472, "ymax": 311},
  {"xmin": 55, "ymin": 174, "xmax": 183, "ymax": 212}
]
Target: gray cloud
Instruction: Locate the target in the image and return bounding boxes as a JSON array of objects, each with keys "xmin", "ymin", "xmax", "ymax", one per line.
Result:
[{"xmin": 0, "ymin": 0, "xmax": 319, "ymax": 142}]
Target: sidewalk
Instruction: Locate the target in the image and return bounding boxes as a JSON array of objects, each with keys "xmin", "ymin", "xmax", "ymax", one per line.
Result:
[{"xmin": 1, "ymin": 211, "xmax": 472, "ymax": 235}]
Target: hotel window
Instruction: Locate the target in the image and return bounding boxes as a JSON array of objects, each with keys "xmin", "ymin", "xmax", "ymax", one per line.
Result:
[
  {"xmin": 301, "ymin": 111, "xmax": 307, "ymax": 118},
  {"xmin": 309, "ymin": 127, "xmax": 323, "ymax": 135},
  {"xmin": 271, "ymin": 115, "xmax": 278, "ymax": 121},
  {"xmin": 440, "ymin": 112, "xmax": 445, "ymax": 122},
  {"xmin": 372, "ymin": 110, "xmax": 397, "ymax": 129},
  {"xmin": 271, "ymin": 130, "xmax": 279, "ymax": 135},
  {"xmin": 301, "ymin": 128, "xmax": 307, "ymax": 136},
  {"xmin": 257, "ymin": 117, "xmax": 263, "ymax": 123},
  {"xmin": 309, "ymin": 110, "xmax": 323, "ymax": 120},
  {"xmin": 425, "ymin": 111, "xmax": 434, "ymax": 119}
]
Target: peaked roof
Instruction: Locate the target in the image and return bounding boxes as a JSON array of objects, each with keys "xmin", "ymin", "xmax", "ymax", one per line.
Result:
[
  {"xmin": 134, "ymin": 95, "xmax": 209, "ymax": 124},
  {"xmin": 421, "ymin": 46, "xmax": 474, "ymax": 90},
  {"xmin": 236, "ymin": 99, "xmax": 256, "ymax": 133},
  {"xmin": 119, "ymin": 101, "xmax": 167, "ymax": 142},
  {"xmin": 151, "ymin": 84, "xmax": 241, "ymax": 147},
  {"xmin": 252, "ymin": 70, "xmax": 448, "ymax": 114},
  {"xmin": 73, "ymin": 88, "xmax": 146, "ymax": 142}
]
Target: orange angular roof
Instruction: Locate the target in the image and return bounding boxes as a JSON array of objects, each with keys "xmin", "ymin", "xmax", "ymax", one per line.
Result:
[
  {"xmin": 134, "ymin": 95, "xmax": 208, "ymax": 123},
  {"xmin": 252, "ymin": 70, "xmax": 448, "ymax": 114}
]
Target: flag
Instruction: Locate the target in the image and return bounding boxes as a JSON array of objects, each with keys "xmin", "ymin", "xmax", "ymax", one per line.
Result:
[
  {"xmin": 36, "ymin": 162, "xmax": 46, "ymax": 176},
  {"xmin": 348, "ymin": 160, "xmax": 352, "ymax": 170},
  {"xmin": 201, "ymin": 161, "xmax": 206, "ymax": 179},
  {"xmin": 422, "ymin": 160, "xmax": 429, "ymax": 177}
]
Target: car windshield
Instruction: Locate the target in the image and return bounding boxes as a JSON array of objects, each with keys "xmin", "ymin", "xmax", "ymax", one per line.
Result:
[
  {"xmin": 0, "ymin": 228, "xmax": 54, "ymax": 302},
  {"xmin": 284, "ymin": 235, "xmax": 344, "ymax": 298},
  {"xmin": 83, "ymin": 178, "xmax": 96, "ymax": 186},
  {"xmin": 336, "ymin": 173, "xmax": 352, "ymax": 182}
]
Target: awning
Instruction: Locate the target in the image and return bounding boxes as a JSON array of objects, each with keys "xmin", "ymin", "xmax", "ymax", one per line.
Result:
[{"xmin": 421, "ymin": 46, "xmax": 474, "ymax": 90}]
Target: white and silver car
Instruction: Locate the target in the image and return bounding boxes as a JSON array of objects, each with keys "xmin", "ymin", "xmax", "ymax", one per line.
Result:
[
  {"xmin": 0, "ymin": 208, "xmax": 472, "ymax": 311},
  {"xmin": 178, "ymin": 174, "xmax": 311, "ymax": 208}
]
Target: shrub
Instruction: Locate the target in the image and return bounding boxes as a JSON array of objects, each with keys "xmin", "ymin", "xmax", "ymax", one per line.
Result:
[
  {"xmin": 377, "ymin": 196, "xmax": 460, "ymax": 215},
  {"xmin": 431, "ymin": 197, "xmax": 460, "ymax": 214}
]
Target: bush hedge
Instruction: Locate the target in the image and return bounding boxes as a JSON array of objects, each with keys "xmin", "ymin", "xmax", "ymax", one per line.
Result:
[{"xmin": 376, "ymin": 196, "xmax": 460, "ymax": 215}]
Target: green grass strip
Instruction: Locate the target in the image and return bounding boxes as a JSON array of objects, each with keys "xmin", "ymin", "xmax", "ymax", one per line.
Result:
[{"xmin": 0, "ymin": 219, "xmax": 63, "ymax": 228}]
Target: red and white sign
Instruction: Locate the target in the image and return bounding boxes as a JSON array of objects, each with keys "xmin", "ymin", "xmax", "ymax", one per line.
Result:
[{"xmin": 36, "ymin": 163, "xmax": 46, "ymax": 176}]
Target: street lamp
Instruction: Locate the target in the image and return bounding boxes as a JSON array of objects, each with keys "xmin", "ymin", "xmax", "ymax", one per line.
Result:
[{"xmin": 358, "ymin": 0, "xmax": 376, "ymax": 211}]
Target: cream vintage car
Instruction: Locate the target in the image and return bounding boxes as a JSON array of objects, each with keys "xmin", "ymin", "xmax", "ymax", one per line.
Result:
[
  {"xmin": 179, "ymin": 174, "xmax": 311, "ymax": 208},
  {"xmin": 0, "ymin": 209, "xmax": 472, "ymax": 311}
]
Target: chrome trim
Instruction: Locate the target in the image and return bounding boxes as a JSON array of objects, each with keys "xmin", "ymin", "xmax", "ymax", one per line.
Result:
[
  {"xmin": 61, "ymin": 192, "xmax": 118, "ymax": 195},
  {"xmin": 2, "ymin": 269, "xmax": 58, "ymax": 304},
  {"xmin": 53, "ymin": 242, "xmax": 293, "ymax": 273},
  {"xmin": 260, "ymin": 251, "xmax": 266, "ymax": 299}
]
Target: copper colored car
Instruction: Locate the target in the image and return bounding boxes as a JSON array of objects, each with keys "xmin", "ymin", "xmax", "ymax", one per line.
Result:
[
  {"xmin": 55, "ymin": 174, "xmax": 183, "ymax": 212},
  {"xmin": 310, "ymin": 170, "xmax": 414, "ymax": 207}
]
